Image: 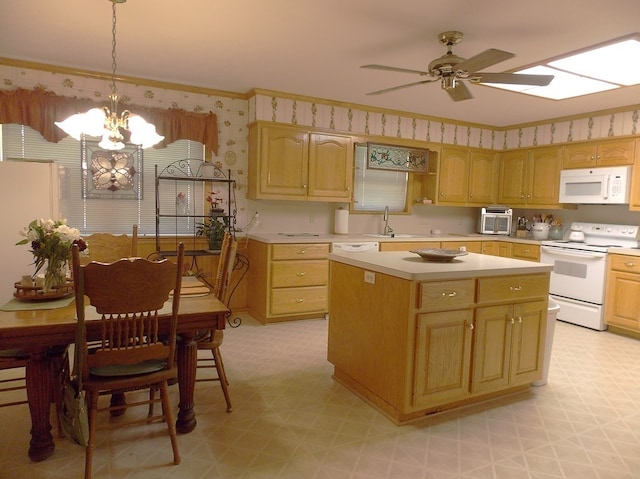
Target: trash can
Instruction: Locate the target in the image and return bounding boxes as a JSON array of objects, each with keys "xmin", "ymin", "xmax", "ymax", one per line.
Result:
[{"xmin": 532, "ymin": 297, "xmax": 560, "ymax": 386}]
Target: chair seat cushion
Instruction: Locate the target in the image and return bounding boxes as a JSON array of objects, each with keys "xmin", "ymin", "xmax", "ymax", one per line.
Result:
[{"xmin": 90, "ymin": 359, "xmax": 167, "ymax": 377}]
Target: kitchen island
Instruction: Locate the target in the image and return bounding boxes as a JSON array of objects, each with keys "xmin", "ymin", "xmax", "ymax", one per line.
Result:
[{"xmin": 327, "ymin": 250, "xmax": 553, "ymax": 424}]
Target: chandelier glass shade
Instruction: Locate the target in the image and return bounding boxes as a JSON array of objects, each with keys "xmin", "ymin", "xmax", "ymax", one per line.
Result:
[{"xmin": 55, "ymin": 0, "xmax": 163, "ymax": 150}]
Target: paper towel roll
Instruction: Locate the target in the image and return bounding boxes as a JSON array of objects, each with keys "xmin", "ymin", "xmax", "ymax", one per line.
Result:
[{"xmin": 334, "ymin": 207, "xmax": 349, "ymax": 234}]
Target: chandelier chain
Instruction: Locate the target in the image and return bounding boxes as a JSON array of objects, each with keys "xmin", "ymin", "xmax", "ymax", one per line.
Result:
[{"xmin": 110, "ymin": 0, "xmax": 118, "ymax": 96}]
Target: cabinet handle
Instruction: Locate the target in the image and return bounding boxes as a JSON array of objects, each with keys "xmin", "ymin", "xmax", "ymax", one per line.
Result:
[
  {"xmin": 296, "ymin": 271, "xmax": 306, "ymax": 276},
  {"xmin": 303, "ymin": 184, "xmax": 307, "ymax": 189},
  {"xmin": 509, "ymin": 285, "xmax": 522, "ymax": 291},
  {"xmin": 518, "ymin": 317, "xmax": 523, "ymax": 323},
  {"xmin": 295, "ymin": 298, "xmax": 305, "ymax": 303},
  {"xmin": 441, "ymin": 291, "xmax": 457, "ymax": 297},
  {"xmin": 468, "ymin": 323, "xmax": 474, "ymax": 330},
  {"xmin": 510, "ymin": 318, "xmax": 515, "ymax": 324},
  {"xmin": 624, "ymin": 262, "xmax": 636, "ymax": 268},
  {"xmin": 297, "ymin": 250, "xmax": 307, "ymax": 255},
  {"xmin": 523, "ymin": 248, "xmax": 530, "ymax": 253}
]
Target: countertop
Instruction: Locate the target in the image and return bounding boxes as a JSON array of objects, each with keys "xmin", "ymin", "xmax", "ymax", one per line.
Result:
[
  {"xmin": 328, "ymin": 250, "xmax": 552, "ymax": 281},
  {"xmin": 247, "ymin": 232, "xmax": 542, "ymax": 245},
  {"xmin": 611, "ymin": 248, "xmax": 640, "ymax": 257}
]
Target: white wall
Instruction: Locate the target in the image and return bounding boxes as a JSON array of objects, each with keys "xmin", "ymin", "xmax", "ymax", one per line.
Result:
[{"xmin": 0, "ymin": 161, "xmax": 59, "ymax": 302}]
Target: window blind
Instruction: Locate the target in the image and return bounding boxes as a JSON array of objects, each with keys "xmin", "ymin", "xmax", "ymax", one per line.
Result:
[
  {"xmin": 352, "ymin": 143, "xmax": 408, "ymax": 212},
  {"xmin": 1, "ymin": 123, "xmax": 205, "ymax": 235}
]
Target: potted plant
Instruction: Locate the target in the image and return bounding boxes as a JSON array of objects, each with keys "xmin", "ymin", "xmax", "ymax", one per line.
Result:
[{"xmin": 197, "ymin": 214, "xmax": 229, "ymax": 250}]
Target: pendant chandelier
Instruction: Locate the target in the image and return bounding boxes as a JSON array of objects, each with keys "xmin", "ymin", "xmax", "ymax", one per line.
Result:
[{"xmin": 55, "ymin": 0, "xmax": 163, "ymax": 150}]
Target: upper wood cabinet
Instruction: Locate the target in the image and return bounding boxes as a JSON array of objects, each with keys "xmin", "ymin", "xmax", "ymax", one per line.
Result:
[
  {"xmin": 498, "ymin": 146, "xmax": 562, "ymax": 208},
  {"xmin": 248, "ymin": 123, "xmax": 353, "ymax": 201},
  {"xmin": 627, "ymin": 139, "xmax": 640, "ymax": 211},
  {"xmin": 429, "ymin": 146, "xmax": 498, "ymax": 205},
  {"xmin": 563, "ymin": 138, "xmax": 635, "ymax": 169}
]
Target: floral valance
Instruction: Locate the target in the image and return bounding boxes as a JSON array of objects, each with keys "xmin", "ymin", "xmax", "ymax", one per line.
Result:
[{"xmin": 0, "ymin": 88, "xmax": 218, "ymax": 155}]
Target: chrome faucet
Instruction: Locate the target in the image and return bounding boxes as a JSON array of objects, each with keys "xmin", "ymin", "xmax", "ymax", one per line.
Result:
[{"xmin": 382, "ymin": 206, "xmax": 393, "ymax": 236}]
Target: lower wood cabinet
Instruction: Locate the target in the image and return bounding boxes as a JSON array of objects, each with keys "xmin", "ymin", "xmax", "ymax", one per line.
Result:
[
  {"xmin": 482, "ymin": 241, "xmax": 511, "ymax": 257},
  {"xmin": 413, "ymin": 309, "xmax": 473, "ymax": 408},
  {"xmin": 247, "ymin": 240, "xmax": 330, "ymax": 323},
  {"xmin": 511, "ymin": 243, "xmax": 540, "ymax": 262},
  {"xmin": 472, "ymin": 300, "xmax": 547, "ymax": 394},
  {"xmin": 440, "ymin": 240, "xmax": 482, "ymax": 253},
  {"xmin": 605, "ymin": 253, "xmax": 640, "ymax": 337}
]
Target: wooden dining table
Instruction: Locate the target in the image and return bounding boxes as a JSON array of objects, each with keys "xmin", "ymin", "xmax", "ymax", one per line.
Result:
[{"xmin": 0, "ymin": 293, "xmax": 229, "ymax": 462}]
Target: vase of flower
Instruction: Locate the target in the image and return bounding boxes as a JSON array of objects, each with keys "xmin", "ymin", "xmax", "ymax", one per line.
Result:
[
  {"xmin": 44, "ymin": 258, "xmax": 67, "ymax": 292},
  {"xmin": 16, "ymin": 218, "xmax": 87, "ymax": 294}
]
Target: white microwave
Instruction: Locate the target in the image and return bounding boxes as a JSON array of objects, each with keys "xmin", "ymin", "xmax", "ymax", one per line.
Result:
[{"xmin": 559, "ymin": 166, "xmax": 632, "ymax": 204}]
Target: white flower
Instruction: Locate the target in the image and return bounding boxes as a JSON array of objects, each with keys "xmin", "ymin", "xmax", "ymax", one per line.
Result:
[{"xmin": 55, "ymin": 224, "xmax": 82, "ymax": 243}]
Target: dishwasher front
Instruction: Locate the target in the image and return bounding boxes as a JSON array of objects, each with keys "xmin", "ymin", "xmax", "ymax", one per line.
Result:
[{"xmin": 330, "ymin": 241, "xmax": 379, "ymax": 253}]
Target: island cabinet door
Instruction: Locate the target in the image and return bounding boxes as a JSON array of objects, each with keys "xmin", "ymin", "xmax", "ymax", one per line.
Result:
[
  {"xmin": 472, "ymin": 305, "xmax": 512, "ymax": 394},
  {"xmin": 509, "ymin": 300, "xmax": 546, "ymax": 385},
  {"xmin": 413, "ymin": 309, "xmax": 474, "ymax": 409},
  {"xmin": 472, "ymin": 300, "xmax": 546, "ymax": 394}
]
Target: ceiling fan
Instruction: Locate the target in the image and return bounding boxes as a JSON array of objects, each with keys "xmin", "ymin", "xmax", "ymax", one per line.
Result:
[{"xmin": 361, "ymin": 31, "xmax": 554, "ymax": 101}]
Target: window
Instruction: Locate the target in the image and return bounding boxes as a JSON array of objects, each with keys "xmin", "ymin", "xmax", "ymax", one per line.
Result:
[
  {"xmin": 352, "ymin": 143, "xmax": 409, "ymax": 212},
  {"xmin": 1, "ymin": 123, "xmax": 205, "ymax": 235}
]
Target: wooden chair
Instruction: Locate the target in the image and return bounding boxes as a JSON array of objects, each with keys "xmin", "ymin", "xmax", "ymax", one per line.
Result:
[
  {"xmin": 81, "ymin": 225, "xmax": 138, "ymax": 265},
  {"xmin": 81, "ymin": 225, "xmax": 138, "ymax": 414},
  {"xmin": 195, "ymin": 231, "xmax": 237, "ymax": 412},
  {"xmin": 71, "ymin": 242, "xmax": 184, "ymax": 479},
  {"xmin": 1, "ymin": 348, "xmax": 69, "ymax": 437},
  {"xmin": 0, "ymin": 350, "xmax": 29, "ymax": 408}
]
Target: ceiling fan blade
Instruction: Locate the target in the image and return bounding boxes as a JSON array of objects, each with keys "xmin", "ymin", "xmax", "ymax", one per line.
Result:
[
  {"xmin": 447, "ymin": 81, "xmax": 473, "ymax": 101},
  {"xmin": 453, "ymin": 49, "xmax": 514, "ymax": 73},
  {"xmin": 366, "ymin": 80, "xmax": 434, "ymax": 95},
  {"xmin": 474, "ymin": 72, "xmax": 554, "ymax": 86},
  {"xmin": 361, "ymin": 64, "xmax": 428, "ymax": 76}
]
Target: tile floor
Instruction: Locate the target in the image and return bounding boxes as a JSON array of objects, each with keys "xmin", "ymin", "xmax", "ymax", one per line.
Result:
[{"xmin": 1, "ymin": 314, "xmax": 640, "ymax": 479}]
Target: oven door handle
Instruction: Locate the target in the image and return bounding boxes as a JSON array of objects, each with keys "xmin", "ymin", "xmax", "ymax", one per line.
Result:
[{"xmin": 540, "ymin": 245, "xmax": 607, "ymax": 260}]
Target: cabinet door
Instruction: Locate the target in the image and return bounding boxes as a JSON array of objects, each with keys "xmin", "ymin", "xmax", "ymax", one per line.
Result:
[
  {"xmin": 437, "ymin": 147, "xmax": 469, "ymax": 204},
  {"xmin": 259, "ymin": 126, "xmax": 309, "ymax": 197},
  {"xmin": 413, "ymin": 309, "xmax": 473, "ymax": 408},
  {"xmin": 596, "ymin": 139, "xmax": 635, "ymax": 166},
  {"xmin": 527, "ymin": 147, "xmax": 561, "ymax": 207},
  {"xmin": 498, "ymin": 151, "xmax": 527, "ymax": 205},
  {"xmin": 605, "ymin": 269, "xmax": 640, "ymax": 331},
  {"xmin": 482, "ymin": 241, "xmax": 511, "ymax": 257},
  {"xmin": 511, "ymin": 243, "xmax": 540, "ymax": 262},
  {"xmin": 630, "ymin": 140, "xmax": 640, "ymax": 211},
  {"xmin": 563, "ymin": 143, "xmax": 597, "ymax": 169},
  {"xmin": 307, "ymin": 133, "xmax": 353, "ymax": 200},
  {"xmin": 510, "ymin": 300, "xmax": 546, "ymax": 385},
  {"xmin": 468, "ymin": 150, "xmax": 497, "ymax": 205},
  {"xmin": 472, "ymin": 304, "xmax": 511, "ymax": 393}
]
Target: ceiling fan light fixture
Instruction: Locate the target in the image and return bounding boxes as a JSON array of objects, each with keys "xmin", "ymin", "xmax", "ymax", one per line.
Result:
[
  {"xmin": 442, "ymin": 76, "xmax": 456, "ymax": 90},
  {"xmin": 55, "ymin": 0, "xmax": 163, "ymax": 150}
]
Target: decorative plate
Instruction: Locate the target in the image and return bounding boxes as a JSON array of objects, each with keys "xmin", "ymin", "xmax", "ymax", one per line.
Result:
[
  {"xmin": 409, "ymin": 248, "xmax": 469, "ymax": 262},
  {"xmin": 224, "ymin": 150, "xmax": 236, "ymax": 166}
]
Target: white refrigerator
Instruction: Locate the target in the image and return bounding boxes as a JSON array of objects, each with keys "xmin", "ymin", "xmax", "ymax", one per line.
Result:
[{"xmin": 0, "ymin": 160, "xmax": 60, "ymax": 302}]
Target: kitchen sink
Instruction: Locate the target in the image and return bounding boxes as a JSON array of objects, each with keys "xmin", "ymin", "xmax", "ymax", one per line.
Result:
[{"xmin": 362, "ymin": 233, "xmax": 423, "ymax": 238}]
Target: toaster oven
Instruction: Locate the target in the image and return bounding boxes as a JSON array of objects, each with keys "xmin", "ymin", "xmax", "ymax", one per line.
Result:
[{"xmin": 478, "ymin": 206, "xmax": 512, "ymax": 235}]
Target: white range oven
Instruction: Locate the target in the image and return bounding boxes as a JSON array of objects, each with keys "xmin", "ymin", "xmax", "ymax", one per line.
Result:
[{"xmin": 540, "ymin": 222, "xmax": 639, "ymax": 331}]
